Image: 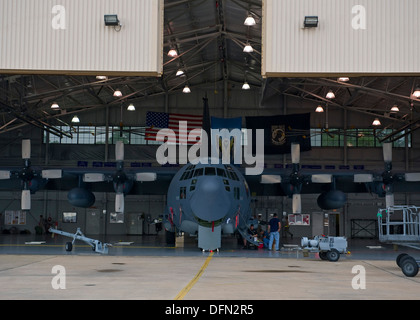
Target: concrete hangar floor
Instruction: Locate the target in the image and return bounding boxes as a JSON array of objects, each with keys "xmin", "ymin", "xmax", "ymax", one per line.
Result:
[{"xmin": 0, "ymin": 233, "xmax": 420, "ymax": 301}]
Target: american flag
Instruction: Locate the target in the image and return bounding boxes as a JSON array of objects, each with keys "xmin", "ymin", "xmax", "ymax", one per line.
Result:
[{"xmin": 145, "ymin": 111, "xmax": 203, "ymax": 144}]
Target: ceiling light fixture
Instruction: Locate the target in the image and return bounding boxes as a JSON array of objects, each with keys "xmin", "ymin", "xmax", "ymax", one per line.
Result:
[
  {"xmin": 168, "ymin": 48, "xmax": 178, "ymax": 57},
  {"xmin": 72, "ymin": 115, "xmax": 80, "ymax": 123},
  {"xmin": 372, "ymin": 118, "xmax": 381, "ymax": 126},
  {"xmin": 127, "ymin": 103, "xmax": 135, "ymax": 111},
  {"xmin": 326, "ymin": 90, "xmax": 335, "ymax": 99},
  {"xmin": 243, "ymin": 42, "xmax": 254, "ymax": 53},
  {"xmin": 96, "ymin": 75, "xmax": 108, "ymax": 80},
  {"xmin": 390, "ymin": 105, "xmax": 400, "ymax": 112},
  {"xmin": 176, "ymin": 69, "xmax": 185, "ymax": 76},
  {"xmin": 113, "ymin": 89, "xmax": 122, "ymax": 97},
  {"xmin": 244, "ymin": 14, "xmax": 256, "ymax": 26},
  {"xmin": 413, "ymin": 87, "xmax": 420, "ymax": 98},
  {"xmin": 242, "ymin": 82, "xmax": 251, "ymax": 90},
  {"xmin": 338, "ymin": 77, "xmax": 349, "ymax": 82},
  {"xmin": 315, "ymin": 105, "xmax": 324, "ymax": 113},
  {"xmin": 51, "ymin": 102, "xmax": 59, "ymax": 109},
  {"xmin": 183, "ymin": 85, "xmax": 191, "ymax": 93}
]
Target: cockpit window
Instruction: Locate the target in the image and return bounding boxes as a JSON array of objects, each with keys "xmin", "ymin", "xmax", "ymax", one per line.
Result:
[
  {"xmin": 216, "ymin": 168, "xmax": 227, "ymax": 177},
  {"xmin": 185, "ymin": 170, "xmax": 194, "ymax": 180},
  {"xmin": 205, "ymin": 167, "xmax": 216, "ymax": 176},
  {"xmin": 193, "ymin": 168, "xmax": 203, "ymax": 177}
]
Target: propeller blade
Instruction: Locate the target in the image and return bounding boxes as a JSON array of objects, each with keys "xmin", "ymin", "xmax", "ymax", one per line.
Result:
[
  {"xmin": 42, "ymin": 169, "xmax": 62, "ymax": 179},
  {"xmin": 260, "ymin": 175, "xmax": 282, "ymax": 184},
  {"xmin": 405, "ymin": 173, "xmax": 420, "ymax": 182},
  {"xmin": 383, "ymin": 142, "xmax": 392, "ymax": 163},
  {"xmin": 115, "ymin": 193, "xmax": 124, "ymax": 213},
  {"xmin": 0, "ymin": 171, "xmax": 10, "ymax": 180},
  {"xmin": 291, "ymin": 143, "xmax": 300, "ymax": 164},
  {"xmin": 354, "ymin": 174, "xmax": 373, "ymax": 183},
  {"xmin": 116, "ymin": 141, "xmax": 124, "ymax": 162},
  {"xmin": 21, "ymin": 190, "xmax": 31, "ymax": 210},
  {"xmin": 22, "ymin": 139, "xmax": 31, "ymax": 160},
  {"xmin": 135, "ymin": 172, "xmax": 157, "ymax": 182},
  {"xmin": 385, "ymin": 193, "xmax": 394, "ymax": 208},
  {"xmin": 83, "ymin": 173, "xmax": 105, "ymax": 182},
  {"xmin": 311, "ymin": 174, "xmax": 332, "ymax": 183},
  {"xmin": 292, "ymin": 194, "xmax": 302, "ymax": 214}
]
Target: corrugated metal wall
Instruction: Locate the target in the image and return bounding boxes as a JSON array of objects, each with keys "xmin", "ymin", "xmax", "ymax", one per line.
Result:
[
  {"xmin": 0, "ymin": 0, "xmax": 163, "ymax": 76},
  {"xmin": 262, "ymin": 0, "xmax": 420, "ymax": 77}
]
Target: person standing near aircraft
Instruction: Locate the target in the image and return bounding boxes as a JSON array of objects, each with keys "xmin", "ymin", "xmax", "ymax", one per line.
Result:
[{"xmin": 268, "ymin": 213, "xmax": 281, "ymax": 251}]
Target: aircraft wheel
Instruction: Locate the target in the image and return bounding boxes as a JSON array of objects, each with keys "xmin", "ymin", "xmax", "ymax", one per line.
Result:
[
  {"xmin": 401, "ymin": 256, "xmax": 419, "ymax": 277},
  {"xmin": 326, "ymin": 249, "xmax": 340, "ymax": 262},
  {"xmin": 65, "ymin": 242, "xmax": 73, "ymax": 252},
  {"xmin": 396, "ymin": 253, "xmax": 409, "ymax": 267}
]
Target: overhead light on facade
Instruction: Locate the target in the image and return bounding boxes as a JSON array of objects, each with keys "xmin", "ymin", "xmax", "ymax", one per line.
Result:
[
  {"xmin": 51, "ymin": 102, "xmax": 59, "ymax": 109},
  {"xmin": 96, "ymin": 75, "xmax": 108, "ymax": 80},
  {"xmin": 113, "ymin": 89, "xmax": 122, "ymax": 97},
  {"xmin": 127, "ymin": 104, "xmax": 135, "ymax": 111},
  {"xmin": 326, "ymin": 90, "xmax": 335, "ymax": 99},
  {"xmin": 338, "ymin": 77, "xmax": 350, "ymax": 82},
  {"xmin": 176, "ymin": 69, "xmax": 185, "ymax": 76},
  {"xmin": 315, "ymin": 105, "xmax": 324, "ymax": 113},
  {"xmin": 242, "ymin": 82, "xmax": 251, "ymax": 90},
  {"xmin": 372, "ymin": 118, "xmax": 381, "ymax": 126},
  {"xmin": 104, "ymin": 15, "xmax": 119, "ymax": 26},
  {"xmin": 72, "ymin": 115, "xmax": 80, "ymax": 123},
  {"xmin": 244, "ymin": 14, "xmax": 256, "ymax": 26},
  {"xmin": 304, "ymin": 16, "xmax": 319, "ymax": 28}
]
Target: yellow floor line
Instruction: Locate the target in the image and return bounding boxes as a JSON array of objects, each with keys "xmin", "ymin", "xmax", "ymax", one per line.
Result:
[{"xmin": 174, "ymin": 252, "xmax": 214, "ymax": 300}]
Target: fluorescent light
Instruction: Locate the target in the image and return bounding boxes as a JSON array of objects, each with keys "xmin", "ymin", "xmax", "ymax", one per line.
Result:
[
  {"xmin": 51, "ymin": 103, "xmax": 59, "ymax": 109},
  {"xmin": 183, "ymin": 85, "xmax": 191, "ymax": 93},
  {"xmin": 315, "ymin": 105, "xmax": 324, "ymax": 113},
  {"xmin": 168, "ymin": 48, "xmax": 178, "ymax": 57},
  {"xmin": 242, "ymin": 82, "xmax": 251, "ymax": 90},
  {"xmin": 326, "ymin": 90, "xmax": 335, "ymax": 99},
  {"xmin": 243, "ymin": 43, "xmax": 254, "ymax": 53},
  {"xmin": 372, "ymin": 118, "xmax": 381, "ymax": 126},
  {"xmin": 127, "ymin": 104, "xmax": 135, "ymax": 111},
  {"xmin": 72, "ymin": 115, "xmax": 80, "ymax": 123},
  {"xmin": 113, "ymin": 89, "xmax": 122, "ymax": 97},
  {"xmin": 244, "ymin": 15, "xmax": 256, "ymax": 26}
]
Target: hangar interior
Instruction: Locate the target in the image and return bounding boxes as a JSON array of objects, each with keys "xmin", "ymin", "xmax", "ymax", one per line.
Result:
[{"xmin": 1, "ymin": 0, "xmax": 420, "ymax": 245}]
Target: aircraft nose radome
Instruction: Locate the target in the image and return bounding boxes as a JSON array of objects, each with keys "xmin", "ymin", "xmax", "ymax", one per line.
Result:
[{"xmin": 190, "ymin": 177, "xmax": 231, "ymax": 222}]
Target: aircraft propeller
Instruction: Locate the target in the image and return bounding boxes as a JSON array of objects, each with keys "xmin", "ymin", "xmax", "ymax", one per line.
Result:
[
  {"xmin": 260, "ymin": 142, "xmax": 336, "ymax": 213},
  {"xmin": 82, "ymin": 141, "xmax": 157, "ymax": 213},
  {"xmin": 0, "ymin": 139, "xmax": 62, "ymax": 210}
]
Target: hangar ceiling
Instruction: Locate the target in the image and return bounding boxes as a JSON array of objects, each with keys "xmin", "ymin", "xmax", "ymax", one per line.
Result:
[{"xmin": 0, "ymin": 0, "xmax": 420, "ymax": 139}]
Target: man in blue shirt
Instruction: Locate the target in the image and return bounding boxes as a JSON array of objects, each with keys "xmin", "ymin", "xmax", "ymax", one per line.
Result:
[{"xmin": 268, "ymin": 213, "xmax": 281, "ymax": 251}]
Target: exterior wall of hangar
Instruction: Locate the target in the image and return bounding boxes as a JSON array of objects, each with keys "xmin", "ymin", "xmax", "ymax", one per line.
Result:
[
  {"xmin": 0, "ymin": 0, "xmax": 163, "ymax": 76},
  {"xmin": 262, "ymin": 0, "xmax": 420, "ymax": 77}
]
